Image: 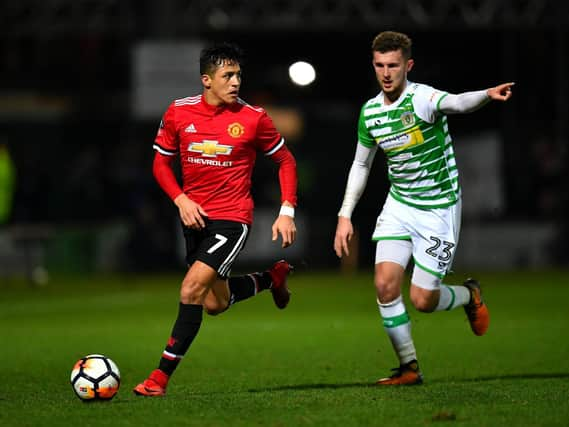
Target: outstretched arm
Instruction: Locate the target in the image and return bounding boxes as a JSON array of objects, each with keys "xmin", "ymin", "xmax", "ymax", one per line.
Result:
[
  {"xmin": 439, "ymin": 82, "xmax": 514, "ymax": 114},
  {"xmin": 487, "ymin": 82, "xmax": 515, "ymax": 101},
  {"xmin": 334, "ymin": 143, "xmax": 377, "ymax": 258}
]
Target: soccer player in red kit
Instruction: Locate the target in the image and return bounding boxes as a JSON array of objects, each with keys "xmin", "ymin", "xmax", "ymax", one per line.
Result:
[{"xmin": 134, "ymin": 43, "xmax": 298, "ymax": 397}]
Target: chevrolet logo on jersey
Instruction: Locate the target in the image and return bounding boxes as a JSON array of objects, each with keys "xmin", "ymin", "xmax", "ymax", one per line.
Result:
[{"xmin": 188, "ymin": 140, "xmax": 233, "ymax": 157}]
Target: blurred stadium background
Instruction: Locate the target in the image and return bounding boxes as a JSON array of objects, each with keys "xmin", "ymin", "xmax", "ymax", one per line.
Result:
[{"xmin": 0, "ymin": 0, "xmax": 567, "ymax": 283}]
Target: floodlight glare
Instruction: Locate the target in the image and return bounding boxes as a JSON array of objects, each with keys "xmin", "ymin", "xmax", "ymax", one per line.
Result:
[{"xmin": 288, "ymin": 61, "xmax": 316, "ymax": 86}]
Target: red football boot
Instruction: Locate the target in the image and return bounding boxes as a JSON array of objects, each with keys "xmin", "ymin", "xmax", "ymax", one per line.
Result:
[
  {"xmin": 268, "ymin": 260, "xmax": 294, "ymax": 309},
  {"xmin": 133, "ymin": 369, "xmax": 168, "ymax": 397}
]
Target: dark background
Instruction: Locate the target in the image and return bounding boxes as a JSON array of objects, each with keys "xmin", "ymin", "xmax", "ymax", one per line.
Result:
[{"xmin": 0, "ymin": 0, "xmax": 567, "ymax": 278}]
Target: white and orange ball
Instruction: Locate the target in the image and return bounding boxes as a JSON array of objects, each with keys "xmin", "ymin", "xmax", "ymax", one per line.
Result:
[{"xmin": 70, "ymin": 354, "xmax": 120, "ymax": 401}]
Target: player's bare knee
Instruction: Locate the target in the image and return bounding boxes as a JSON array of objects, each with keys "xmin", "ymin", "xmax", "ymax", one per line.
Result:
[
  {"xmin": 204, "ymin": 307, "xmax": 222, "ymax": 316},
  {"xmin": 374, "ymin": 274, "xmax": 389, "ymax": 290},
  {"xmin": 410, "ymin": 267, "xmax": 441, "ymax": 312},
  {"xmin": 374, "ymin": 261, "xmax": 406, "ymax": 302},
  {"xmin": 374, "ymin": 276, "xmax": 401, "ymax": 302},
  {"xmin": 203, "ymin": 297, "xmax": 229, "ymax": 316},
  {"xmin": 410, "ymin": 282, "xmax": 439, "ymax": 312},
  {"xmin": 410, "ymin": 290, "xmax": 436, "ymax": 312},
  {"xmin": 180, "ymin": 279, "xmax": 208, "ymax": 305},
  {"xmin": 204, "ymin": 304, "xmax": 226, "ymax": 316}
]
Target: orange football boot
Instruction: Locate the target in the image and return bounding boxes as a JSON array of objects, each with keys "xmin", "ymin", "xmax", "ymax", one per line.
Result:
[
  {"xmin": 463, "ymin": 278, "xmax": 489, "ymax": 336},
  {"xmin": 376, "ymin": 360, "xmax": 423, "ymax": 386}
]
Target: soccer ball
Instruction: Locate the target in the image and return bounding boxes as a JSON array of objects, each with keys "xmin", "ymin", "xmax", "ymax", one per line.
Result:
[{"xmin": 70, "ymin": 354, "xmax": 120, "ymax": 401}]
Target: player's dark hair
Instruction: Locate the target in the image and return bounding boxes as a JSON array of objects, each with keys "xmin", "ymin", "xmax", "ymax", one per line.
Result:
[
  {"xmin": 200, "ymin": 42, "xmax": 244, "ymax": 76},
  {"xmin": 371, "ymin": 31, "xmax": 412, "ymax": 59}
]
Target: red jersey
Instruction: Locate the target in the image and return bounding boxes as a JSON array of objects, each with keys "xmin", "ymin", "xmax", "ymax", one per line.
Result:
[{"xmin": 153, "ymin": 95, "xmax": 295, "ymax": 224}]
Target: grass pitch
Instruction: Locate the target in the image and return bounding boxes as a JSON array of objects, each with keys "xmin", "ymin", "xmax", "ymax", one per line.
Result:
[{"xmin": 1, "ymin": 269, "xmax": 568, "ymax": 426}]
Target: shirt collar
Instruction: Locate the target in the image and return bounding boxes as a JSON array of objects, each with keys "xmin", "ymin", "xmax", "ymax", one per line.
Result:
[{"xmin": 200, "ymin": 94, "xmax": 239, "ymax": 114}]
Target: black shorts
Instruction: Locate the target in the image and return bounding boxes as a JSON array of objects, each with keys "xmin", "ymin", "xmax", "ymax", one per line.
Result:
[{"xmin": 183, "ymin": 219, "xmax": 250, "ymax": 278}]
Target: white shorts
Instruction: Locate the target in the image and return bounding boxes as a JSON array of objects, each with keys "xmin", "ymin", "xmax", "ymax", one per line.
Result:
[{"xmin": 373, "ymin": 193, "xmax": 462, "ymax": 280}]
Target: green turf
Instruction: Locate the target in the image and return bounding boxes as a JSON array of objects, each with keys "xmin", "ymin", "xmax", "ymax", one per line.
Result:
[{"xmin": 1, "ymin": 269, "xmax": 568, "ymax": 426}]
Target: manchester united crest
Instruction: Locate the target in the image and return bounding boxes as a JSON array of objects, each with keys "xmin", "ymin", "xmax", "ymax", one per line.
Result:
[{"xmin": 227, "ymin": 122, "xmax": 245, "ymax": 138}]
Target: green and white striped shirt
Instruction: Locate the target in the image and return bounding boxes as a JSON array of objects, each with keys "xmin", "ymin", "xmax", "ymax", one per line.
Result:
[{"xmin": 358, "ymin": 82, "xmax": 460, "ymax": 209}]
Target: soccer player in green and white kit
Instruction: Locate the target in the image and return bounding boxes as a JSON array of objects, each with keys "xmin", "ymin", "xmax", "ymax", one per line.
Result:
[{"xmin": 333, "ymin": 31, "xmax": 513, "ymax": 385}]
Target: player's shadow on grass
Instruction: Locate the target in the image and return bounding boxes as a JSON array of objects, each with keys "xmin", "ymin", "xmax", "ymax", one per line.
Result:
[
  {"xmin": 459, "ymin": 372, "xmax": 569, "ymax": 382},
  {"xmin": 247, "ymin": 373, "xmax": 569, "ymax": 393},
  {"xmin": 248, "ymin": 382, "xmax": 374, "ymax": 393}
]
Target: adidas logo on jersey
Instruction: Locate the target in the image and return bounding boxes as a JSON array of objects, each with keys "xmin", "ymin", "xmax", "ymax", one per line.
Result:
[{"xmin": 185, "ymin": 124, "xmax": 197, "ymax": 133}]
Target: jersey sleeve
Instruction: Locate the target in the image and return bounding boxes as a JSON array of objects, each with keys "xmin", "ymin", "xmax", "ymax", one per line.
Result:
[
  {"xmin": 269, "ymin": 144, "xmax": 297, "ymax": 206},
  {"xmin": 153, "ymin": 102, "xmax": 178, "ymax": 156},
  {"xmin": 357, "ymin": 103, "xmax": 376, "ymax": 148},
  {"xmin": 256, "ymin": 110, "xmax": 296, "ymax": 206},
  {"xmin": 256, "ymin": 111, "xmax": 284, "ymax": 155},
  {"xmin": 152, "ymin": 151, "xmax": 183, "ymax": 201},
  {"xmin": 412, "ymin": 84, "xmax": 448, "ymax": 124}
]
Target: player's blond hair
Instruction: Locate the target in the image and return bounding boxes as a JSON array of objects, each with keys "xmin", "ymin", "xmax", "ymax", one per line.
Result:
[{"xmin": 371, "ymin": 31, "xmax": 412, "ymax": 60}]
